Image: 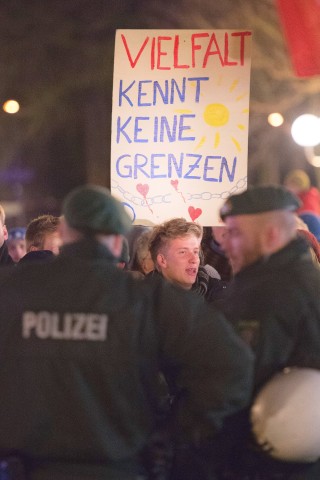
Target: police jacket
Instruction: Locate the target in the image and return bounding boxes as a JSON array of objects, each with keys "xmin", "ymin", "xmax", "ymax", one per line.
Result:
[
  {"xmin": 215, "ymin": 237, "xmax": 320, "ymax": 479},
  {"xmin": 0, "ymin": 238, "xmax": 253, "ymax": 478},
  {"xmin": 219, "ymin": 236, "xmax": 320, "ymax": 391}
]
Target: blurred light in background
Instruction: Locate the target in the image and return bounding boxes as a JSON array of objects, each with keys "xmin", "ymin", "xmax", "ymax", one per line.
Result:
[
  {"xmin": 291, "ymin": 114, "xmax": 320, "ymax": 147},
  {"xmin": 268, "ymin": 112, "xmax": 284, "ymax": 127},
  {"xmin": 3, "ymin": 99, "xmax": 20, "ymax": 114},
  {"xmin": 305, "ymin": 146, "xmax": 320, "ymax": 168}
]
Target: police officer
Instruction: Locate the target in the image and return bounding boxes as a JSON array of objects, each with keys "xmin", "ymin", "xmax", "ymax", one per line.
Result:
[
  {"xmin": 217, "ymin": 185, "xmax": 320, "ymax": 480},
  {"xmin": 0, "ymin": 185, "xmax": 253, "ymax": 480}
]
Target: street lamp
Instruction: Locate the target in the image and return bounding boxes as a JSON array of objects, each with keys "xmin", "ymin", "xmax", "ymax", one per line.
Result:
[
  {"xmin": 291, "ymin": 114, "xmax": 320, "ymax": 147},
  {"xmin": 2, "ymin": 99, "xmax": 20, "ymax": 114},
  {"xmin": 268, "ymin": 112, "xmax": 284, "ymax": 127}
]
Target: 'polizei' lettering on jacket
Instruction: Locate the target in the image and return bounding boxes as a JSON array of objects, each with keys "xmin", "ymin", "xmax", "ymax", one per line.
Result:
[{"xmin": 22, "ymin": 311, "xmax": 108, "ymax": 341}]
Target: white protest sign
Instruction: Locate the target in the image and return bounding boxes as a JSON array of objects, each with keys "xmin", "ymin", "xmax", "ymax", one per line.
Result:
[{"xmin": 111, "ymin": 29, "xmax": 252, "ymax": 225}]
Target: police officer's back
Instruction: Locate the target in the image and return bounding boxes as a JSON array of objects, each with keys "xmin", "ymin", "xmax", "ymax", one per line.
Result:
[{"xmin": 0, "ymin": 185, "xmax": 253, "ymax": 480}]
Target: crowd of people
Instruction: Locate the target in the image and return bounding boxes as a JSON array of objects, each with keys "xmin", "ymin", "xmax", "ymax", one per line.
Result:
[{"xmin": 0, "ymin": 176, "xmax": 320, "ymax": 480}]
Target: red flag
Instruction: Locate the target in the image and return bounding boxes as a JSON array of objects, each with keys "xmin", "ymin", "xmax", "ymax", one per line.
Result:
[{"xmin": 276, "ymin": 0, "xmax": 320, "ymax": 77}]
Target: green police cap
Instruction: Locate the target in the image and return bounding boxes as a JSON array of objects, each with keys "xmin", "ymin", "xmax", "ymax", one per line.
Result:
[
  {"xmin": 220, "ymin": 185, "xmax": 301, "ymax": 220},
  {"xmin": 62, "ymin": 185, "xmax": 132, "ymax": 235}
]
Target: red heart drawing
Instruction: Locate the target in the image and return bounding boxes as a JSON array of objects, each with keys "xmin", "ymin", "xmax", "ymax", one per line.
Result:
[
  {"xmin": 171, "ymin": 179, "xmax": 179, "ymax": 189},
  {"xmin": 188, "ymin": 206, "xmax": 202, "ymax": 221},
  {"xmin": 136, "ymin": 183, "xmax": 149, "ymax": 197}
]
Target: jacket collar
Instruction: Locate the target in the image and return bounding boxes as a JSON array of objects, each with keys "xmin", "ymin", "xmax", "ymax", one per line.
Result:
[
  {"xmin": 59, "ymin": 238, "xmax": 118, "ymax": 263},
  {"xmin": 234, "ymin": 236, "xmax": 311, "ymax": 279}
]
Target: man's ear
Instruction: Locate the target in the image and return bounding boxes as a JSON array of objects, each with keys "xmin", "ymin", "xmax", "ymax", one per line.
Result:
[
  {"xmin": 156, "ymin": 253, "xmax": 167, "ymax": 269},
  {"xmin": 95, "ymin": 233, "xmax": 123, "ymax": 258},
  {"xmin": 262, "ymin": 224, "xmax": 278, "ymax": 253},
  {"xmin": 3, "ymin": 225, "xmax": 8, "ymax": 241},
  {"xmin": 112, "ymin": 234, "xmax": 123, "ymax": 258}
]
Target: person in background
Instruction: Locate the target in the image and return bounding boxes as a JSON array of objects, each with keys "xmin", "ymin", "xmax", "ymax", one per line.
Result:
[
  {"xmin": 294, "ymin": 214, "xmax": 320, "ymax": 265},
  {"xmin": 117, "ymin": 237, "xmax": 145, "ymax": 280},
  {"xmin": 216, "ymin": 184, "xmax": 320, "ymax": 480},
  {"xmin": 284, "ymin": 169, "xmax": 320, "ymax": 216},
  {"xmin": 7, "ymin": 227, "xmax": 27, "ymax": 263},
  {"xmin": 148, "ymin": 218, "xmax": 227, "ymax": 302},
  {"xmin": 201, "ymin": 226, "xmax": 233, "ymax": 282},
  {"xmin": 0, "ymin": 204, "xmax": 14, "ymax": 266},
  {"xmin": 19, "ymin": 214, "xmax": 62, "ymax": 263},
  {"xmin": 299, "ymin": 211, "xmax": 320, "ymax": 242},
  {"xmin": 297, "ymin": 228, "xmax": 320, "ymax": 265},
  {"xmin": 0, "ymin": 184, "xmax": 253, "ymax": 480},
  {"xmin": 130, "ymin": 229, "xmax": 155, "ymax": 275},
  {"xmin": 127, "ymin": 225, "xmax": 153, "ymax": 271}
]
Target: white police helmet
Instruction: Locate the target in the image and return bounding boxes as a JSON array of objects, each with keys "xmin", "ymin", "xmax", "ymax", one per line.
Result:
[{"xmin": 251, "ymin": 367, "xmax": 320, "ymax": 463}]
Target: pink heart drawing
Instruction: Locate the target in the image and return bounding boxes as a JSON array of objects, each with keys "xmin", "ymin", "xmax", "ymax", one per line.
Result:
[
  {"xmin": 188, "ymin": 206, "xmax": 202, "ymax": 222},
  {"xmin": 136, "ymin": 183, "xmax": 149, "ymax": 197},
  {"xmin": 170, "ymin": 179, "xmax": 179, "ymax": 189}
]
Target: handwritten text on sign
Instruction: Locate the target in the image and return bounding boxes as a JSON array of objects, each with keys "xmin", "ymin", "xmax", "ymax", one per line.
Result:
[{"xmin": 111, "ymin": 30, "xmax": 252, "ymax": 225}]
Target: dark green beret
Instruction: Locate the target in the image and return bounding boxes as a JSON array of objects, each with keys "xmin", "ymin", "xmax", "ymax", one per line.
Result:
[
  {"xmin": 62, "ymin": 185, "xmax": 132, "ymax": 235},
  {"xmin": 220, "ymin": 185, "xmax": 301, "ymax": 220}
]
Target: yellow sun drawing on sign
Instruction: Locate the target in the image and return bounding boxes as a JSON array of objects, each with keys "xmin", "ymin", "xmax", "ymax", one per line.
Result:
[
  {"xmin": 203, "ymin": 103, "xmax": 230, "ymax": 127},
  {"xmin": 178, "ymin": 78, "xmax": 249, "ymax": 152}
]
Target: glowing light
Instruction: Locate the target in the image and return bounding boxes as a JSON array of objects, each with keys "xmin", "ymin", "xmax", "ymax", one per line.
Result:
[
  {"xmin": 305, "ymin": 146, "xmax": 320, "ymax": 168},
  {"xmin": 268, "ymin": 113, "xmax": 284, "ymax": 127},
  {"xmin": 310, "ymin": 156, "xmax": 320, "ymax": 168},
  {"xmin": 3, "ymin": 99, "xmax": 20, "ymax": 114},
  {"xmin": 291, "ymin": 114, "xmax": 320, "ymax": 147}
]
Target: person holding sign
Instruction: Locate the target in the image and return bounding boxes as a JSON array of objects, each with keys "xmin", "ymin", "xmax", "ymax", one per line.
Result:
[{"xmin": 0, "ymin": 184, "xmax": 253, "ymax": 480}]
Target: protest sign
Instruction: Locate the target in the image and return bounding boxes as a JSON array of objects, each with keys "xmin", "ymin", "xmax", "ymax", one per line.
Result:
[{"xmin": 111, "ymin": 29, "xmax": 252, "ymax": 225}]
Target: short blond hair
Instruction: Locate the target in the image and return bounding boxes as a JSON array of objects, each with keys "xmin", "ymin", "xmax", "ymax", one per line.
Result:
[
  {"xmin": 26, "ymin": 215, "xmax": 60, "ymax": 251},
  {"xmin": 149, "ymin": 218, "xmax": 203, "ymax": 264},
  {"xmin": 0, "ymin": 205, "xmax": 5, "ymax": 226}
]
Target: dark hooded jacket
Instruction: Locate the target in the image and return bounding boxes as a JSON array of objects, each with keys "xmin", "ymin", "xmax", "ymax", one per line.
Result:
[{"xmin": 0, "ymin": 238, "xmax": 253, "ymax": 479}]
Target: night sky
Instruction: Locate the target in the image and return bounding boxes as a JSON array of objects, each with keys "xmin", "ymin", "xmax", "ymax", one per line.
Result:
[{"xmin": 0, "ymin": 0, "xmax": 319, "ymax": 225}]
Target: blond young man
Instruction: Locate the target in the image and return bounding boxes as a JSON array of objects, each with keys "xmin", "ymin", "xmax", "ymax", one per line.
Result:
[
  {"xmin": 148, "ymin": 217, "xmax": 227, "ymax": 301},
  {"xmin": 149, "ymin": 218, "xmax": 202, "ymax": 290}
]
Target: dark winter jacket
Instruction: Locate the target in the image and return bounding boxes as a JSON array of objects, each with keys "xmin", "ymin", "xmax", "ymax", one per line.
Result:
[
  {"xmin": 0, "ymin": 238, "xmax": 253, "ymax": 479},
  {"xmin": 216, "ymin": 236, "xmax": 320, "ymax": 479},
  {"xmin": 146, "ymin": 265, "xmax": 228, "ymax": 303},
  {"xmin": 0, "ymin": 241, "xmax": 14, "ymax": 266}
]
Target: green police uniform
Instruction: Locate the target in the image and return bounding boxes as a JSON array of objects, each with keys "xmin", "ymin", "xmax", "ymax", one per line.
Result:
[
  {"xmin": 0, "ymin": 238, "xmax": 253, "ymax": 479},
  {"xmin": 217, "ymin": 185, "xmax": 320, "ymax": 479}
]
